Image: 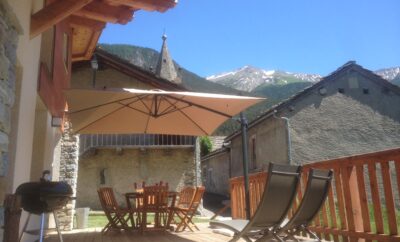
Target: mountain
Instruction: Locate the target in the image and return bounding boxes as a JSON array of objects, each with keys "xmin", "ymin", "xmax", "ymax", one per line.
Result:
[
  {"xmin": 99, "ymin": 44, "xmax": 241, "ymax": 95},
  {"xmin": 392, "ymin": 75, "xmax": 400, "ymax": 86},
  {"xmin": 375, "ymin": 67, "xmax": 400, "ymax": 81},
  {"xmin": 207, "ymin": 65, "xmax": 321, "ymax": 92}
]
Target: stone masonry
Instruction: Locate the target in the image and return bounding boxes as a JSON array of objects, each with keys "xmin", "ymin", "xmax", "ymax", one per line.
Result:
[
  {"xmin": 0, "ymin": 0, "xmax": 20, "ymax": 236},
  {"xmin": 76, "ymin": 147, "xmax": 196, "ymax": 210},
  {"xmin": 58, "ymin": 121, "xmax": 79, "ymax": 230}
]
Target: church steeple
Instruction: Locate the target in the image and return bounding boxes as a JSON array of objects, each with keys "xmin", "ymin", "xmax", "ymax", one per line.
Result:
[{"xmin": 155, "ymin": 34, "xmax": 180, "ymax": 84}]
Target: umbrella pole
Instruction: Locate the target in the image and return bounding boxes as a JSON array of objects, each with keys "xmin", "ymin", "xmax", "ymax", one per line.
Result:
[{"xmin": 240, "ymin": 112, "xmax": 251, "ymax": 220}]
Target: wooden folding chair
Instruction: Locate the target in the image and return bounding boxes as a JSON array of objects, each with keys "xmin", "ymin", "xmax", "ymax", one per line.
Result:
[
  {"xmin": 97, "ymin": 187, "xmax": 130, "ymax": 233},
  {"xmin": 173, "ymin": 186, "xmax": 205, "ymax": 232},
  {"xmin": 140, "ymin": 185, "xmax": 169, "ymax": 233},
  {"xmin": 176, "ymin": 186, "xmax": 196, "ymax": 209}
]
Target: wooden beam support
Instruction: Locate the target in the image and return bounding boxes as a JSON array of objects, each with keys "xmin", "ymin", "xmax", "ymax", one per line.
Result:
[
  {"xmin": 74, "ymin": 1, "xmax": 134, "ymax": 24},
  {"xmin": 69, "ymin": 16, "xmax": 106, "ymax": 31},
  {"xmin": 105, "ymin": 0, "xmax": 176, "ymax": 12},
  {"xmin": 30, "ymin": 0, "xmax": 93, "ymax": 39}
]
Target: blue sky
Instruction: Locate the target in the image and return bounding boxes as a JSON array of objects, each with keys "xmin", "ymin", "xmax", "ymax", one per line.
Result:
[{"xmin": 100, "ymin": 0, "xmax": 400, "ymax": 77}]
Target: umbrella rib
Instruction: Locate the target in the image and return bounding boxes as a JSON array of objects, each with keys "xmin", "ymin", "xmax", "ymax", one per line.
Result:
[
  {"xmin": 74, "ymin": 97, "xmax": 150, "ymax": 133},
  {"xmin": 163, "ymin": 97, "xmax": 210, "ymax": 135},
  {"xmin": 119, "ymin": 102, "xmax": 150, "ymax": 116},
  {"xmin": 74, "ymin": 104, "xmax": 128, "ymax": 133},
  {"xmin": 68, "ymin": 95, "xmax": 145, "ymax": 114},
  {"xmin": 165, "ymin": 94, "xmax": 233, "ymax": 118},
  {"xmin": 137, "ymin": 95, "xmax": 153, "ymax": 115},
  {"xmin": 157, "ymin": 96, "xmax": 181, "ymax": 116}
]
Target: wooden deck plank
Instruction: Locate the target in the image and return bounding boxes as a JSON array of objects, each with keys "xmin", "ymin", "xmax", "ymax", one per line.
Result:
[{"xmin": 46, "ymin": 224, "xmax": 289, "ymax": 242}]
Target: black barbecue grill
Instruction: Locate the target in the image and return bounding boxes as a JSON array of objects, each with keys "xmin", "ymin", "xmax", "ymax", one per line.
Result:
[
  {"xmin": 17, "ymin": 171, "xmax": 74, "ymax": 242},
  {"xmin": 16, "ymin": 180, "xmax": 73, "ymax": 214}
]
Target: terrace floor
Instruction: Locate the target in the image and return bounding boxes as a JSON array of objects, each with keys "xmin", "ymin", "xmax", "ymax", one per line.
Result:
[
  {"xmin": 46, "ymin": 223, "xmax": 240, "ymax": 242},
  {"xmin": 46, "ymin": 223, "xmax": 319, "ymax": 242}
]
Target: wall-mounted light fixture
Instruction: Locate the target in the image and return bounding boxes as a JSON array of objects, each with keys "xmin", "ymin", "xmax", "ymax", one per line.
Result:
[
  {"xmin": 51, "ymin": 116, "xmax": 63, "ymax": 127},
  {"xmin": 90, "ymin": 54, "xmax": 98, "ymax": 88}
]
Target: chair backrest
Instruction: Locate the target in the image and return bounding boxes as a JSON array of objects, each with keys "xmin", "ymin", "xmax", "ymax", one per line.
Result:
[
  {"xmin": 249, "ymin": 163, "xmax": 302, "ymax": 228},
  {"xmin": 284, "ymin": 168, "xmax": 333, "ymax": 229},
  {"xmin": 177, "ymin": 186, "xmax": 196, "ymax": 208},
  {"xmin": 187, "ymin": 186, "xmax": 205, "ymax": 213},
  {"xmin": 134, "ymin": 181, "xmax": 146, "ymax": 190},
  {"xmin": 97, "ymin": 187, "xmax": 119, "ymax": 212},
  {"xmin": 142, "ymin": 185, "xmax": 169, "ymax": 211}
]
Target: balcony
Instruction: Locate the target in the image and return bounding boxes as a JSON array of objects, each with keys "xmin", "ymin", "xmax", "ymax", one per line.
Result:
[{"xmin": 79, "ymin": 134, "xmax": 196, "ymax": 155}]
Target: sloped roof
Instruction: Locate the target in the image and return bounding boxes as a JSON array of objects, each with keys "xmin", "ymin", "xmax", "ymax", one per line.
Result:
[
  {"xmin": 226, "ymin": 61, "xmax": 400, "ymax": 141},
  {"xmin": 72, "ymin": 47, "xmax": 186, "ymax": 91}
]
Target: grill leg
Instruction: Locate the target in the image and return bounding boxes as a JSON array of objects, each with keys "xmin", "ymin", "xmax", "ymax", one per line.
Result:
[
  {"xmin": 19, "ymin": 213, "xmax": 31, "ymax": 242},
  {"xmin": 39, "ymin": 213, "xmax": 45, "ymax": 242},
  {"xmin": 53, "ymin": 211, "xmax": 64, "ymax": 242}
]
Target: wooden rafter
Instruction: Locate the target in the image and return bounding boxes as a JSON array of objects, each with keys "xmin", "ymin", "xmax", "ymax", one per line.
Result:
[
  {"xmin": 31, "ymin": 0, "xmax": 93, "ymax": 39},
  {"xmin": 74, "ymin": 1, "xmax": 134, "ymax": 24},
  {"xmin": 105, "ymin": 0, "xmax": 176, "ymax": 12},
  {"xmin": 69, "ymin": 16, "xmax": 106, "ymax": 30}
]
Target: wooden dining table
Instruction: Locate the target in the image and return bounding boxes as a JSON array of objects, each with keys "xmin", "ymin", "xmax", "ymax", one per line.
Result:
[{"xmin": 125, "ymin": 190, "xmax": 178, "ymax": 233}]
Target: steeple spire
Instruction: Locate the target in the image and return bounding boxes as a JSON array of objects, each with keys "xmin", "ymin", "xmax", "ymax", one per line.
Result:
[{"xmin": 155, "ymin": 34, "xmax": 180, "ymax": 84}]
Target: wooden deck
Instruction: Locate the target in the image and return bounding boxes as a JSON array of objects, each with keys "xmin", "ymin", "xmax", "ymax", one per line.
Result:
[
  {"xmin": 46, "ymin": 223, "xmax": 244, "ymax": 242},
  {"xmin": 46, "ymin": 223, "xmax": 317, "ymax": 242}
]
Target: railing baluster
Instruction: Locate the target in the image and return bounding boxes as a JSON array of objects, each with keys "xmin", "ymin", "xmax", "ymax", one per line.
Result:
[
  {"xmin": 334, "ymin": 167, "xmax": 349, "ymax": 242},
  {"xmin": 321, "ymin": 203, "xmax": 330, "ymax": 241},
  {"xmin": 368, "ymin": 163, "xmax": 384, "ymax": 234},
  {"xmin": 381, "ymin": 161, "xmax": 398, "ymax": 235},
  {"xmin": 327, "ymin": 185, "xmax": 339, "ymax": 242},
  {"xmin": 355, "ymin": 164, "xmax": 371, "ymax": 238}
]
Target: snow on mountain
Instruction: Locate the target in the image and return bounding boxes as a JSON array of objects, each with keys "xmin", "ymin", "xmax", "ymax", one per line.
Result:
[
  {"xmin": 375, "ymin": 67, "xmax": 400, "ymax": 81},
  {"xmin": 207, "ymin": 66, "xmax": 321, "ymax": 92}
]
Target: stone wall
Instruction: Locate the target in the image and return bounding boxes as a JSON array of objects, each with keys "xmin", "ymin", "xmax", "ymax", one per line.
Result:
[
  {"xmin": 76, "ymin": 147, "xmax": 195, "ymax": 209},
  {"xmin": 201, "ymin": 149, "xmax": 230, "ymax": 196},
  {"xmin": 58, "ymin": 121, "xmax": 79, "ymax": 230},
  {"xmin": 0, "ymin": 0, "xmax": 19, "ymax": 234}
]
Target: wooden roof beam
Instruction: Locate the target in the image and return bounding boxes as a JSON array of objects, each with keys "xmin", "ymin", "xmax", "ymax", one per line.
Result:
[
  {"xmin": 69, "ymin": 16, "xmax": 106, "ymax": 31},
  {"xmin": 31, "ymin": 0, "xmax": 93, "ymax": 39},
  {"xmin": 74, "ymin": 1, "xmax": 134, "ymax": 24},
  {"xmin": 105, "ymin": 0, "xmax": 177, "ymax": 12}
]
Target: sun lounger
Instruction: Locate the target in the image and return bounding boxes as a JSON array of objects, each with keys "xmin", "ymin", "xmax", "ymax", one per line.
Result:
[{"xmin": 210, "ymin": 163, "xmax": 302, "ymax": 242}]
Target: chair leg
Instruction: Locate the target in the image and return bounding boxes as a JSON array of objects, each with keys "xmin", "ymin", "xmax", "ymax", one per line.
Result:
[
  {"xmin": 305, "ymin": 227, "xmax": 321, "ymax": 242},
  {"xmin": 19, "ymin": 213, "xmax": 31, "ymax": 242},
  {"xmin": 282, "ymin": 229, "xmax": 300, "ymax": 242},
  {"xmin": 53, "ymin": 211, "xmax": 64, "ymax": 242},
  {"xmin": 229, "ymin": 234, "xmax": 252, "ymax": 242}
]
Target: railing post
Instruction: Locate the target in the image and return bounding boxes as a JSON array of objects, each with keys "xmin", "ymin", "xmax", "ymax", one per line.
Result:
[{"xmin": 348, "ymin": 166, "xmax": 364, "ymax": 242}]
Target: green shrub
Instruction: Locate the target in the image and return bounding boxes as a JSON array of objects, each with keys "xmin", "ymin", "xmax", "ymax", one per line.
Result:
[{"xmin": 199, "ymin": 136, "xmax": 213, "ymax": 156}]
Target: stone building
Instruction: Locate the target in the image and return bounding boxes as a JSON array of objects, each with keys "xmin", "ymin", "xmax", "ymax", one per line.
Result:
[
  {"xmin": 203, "ymin": 62, "xmax": 400, "ymax": 194},
  {"xmin": 71, "ymin": 40, "xmax": 200, "ymax": 209}
]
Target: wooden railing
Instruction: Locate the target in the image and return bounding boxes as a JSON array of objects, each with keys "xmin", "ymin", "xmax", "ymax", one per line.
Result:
[{"xmin": 229, "ymin": 147, "xmax": 400, "ymax": 242}]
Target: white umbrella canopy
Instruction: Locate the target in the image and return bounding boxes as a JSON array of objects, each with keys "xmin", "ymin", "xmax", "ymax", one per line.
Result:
[{"xmin": 65, "ymin": 88, "xmax": 265, "ymax": 135}]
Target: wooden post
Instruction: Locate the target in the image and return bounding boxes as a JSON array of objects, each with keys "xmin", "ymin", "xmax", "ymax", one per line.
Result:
[
  {"xmin": 348, "ymin": 166, "xmax": 364, "ymax": 242},
  {"xmin": 3, "ymin": 194, "xmax": 22, "ymax": 242}
]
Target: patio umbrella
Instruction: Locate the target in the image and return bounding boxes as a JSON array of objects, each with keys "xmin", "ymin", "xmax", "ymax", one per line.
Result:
[
  {"xmin": 64, "ymin": 88, "xmax": 264, "ymax": 135},
  {"xmin": 65, "ymin": 87, "xmax": 264, "ymax": 219}
]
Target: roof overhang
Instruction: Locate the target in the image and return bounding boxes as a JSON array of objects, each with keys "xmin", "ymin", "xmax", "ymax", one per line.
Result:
[{"xmin": 31, "ymin": 0, "xmax": 177, "ymax": 61}]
